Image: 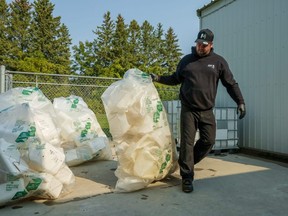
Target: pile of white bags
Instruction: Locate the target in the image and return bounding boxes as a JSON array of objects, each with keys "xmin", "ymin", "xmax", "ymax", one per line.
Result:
[
  {"xmin": 101, "ymin": 69, "xmax": 178, "ymax": 192},
  {"xmin": 0, "ymin": 87, "xmax": 111, "ymax": 206}
]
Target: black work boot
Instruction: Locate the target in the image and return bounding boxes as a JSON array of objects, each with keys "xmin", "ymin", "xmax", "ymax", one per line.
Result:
[{"xmin": 182, "ymin": 178, "xmax": 193, "ymax": 193}]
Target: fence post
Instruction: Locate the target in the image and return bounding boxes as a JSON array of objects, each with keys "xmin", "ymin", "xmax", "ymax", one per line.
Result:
[{"xmin": 0, "ymin": 65, "xmax": 5, "ymax": 93}]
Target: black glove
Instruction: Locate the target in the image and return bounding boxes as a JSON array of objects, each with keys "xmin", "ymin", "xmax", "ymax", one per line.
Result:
[
  {"xmin": 237, "ymin": 104, "xmax": 246, "ymax": 119},
  {"xmin": 150, "ymin": 73, "xmax": 159, "ymax": 82}
]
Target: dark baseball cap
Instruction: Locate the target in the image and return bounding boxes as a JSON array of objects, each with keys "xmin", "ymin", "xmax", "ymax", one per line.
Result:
[{"xmin": 195, "ymin": 29, "xmax": 214, "ymax": 45}]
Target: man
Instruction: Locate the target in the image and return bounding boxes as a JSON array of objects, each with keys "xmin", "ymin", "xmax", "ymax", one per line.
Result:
[{"xmin": 151, "ymin": 29, "xmax": 246, "ymax": 193}]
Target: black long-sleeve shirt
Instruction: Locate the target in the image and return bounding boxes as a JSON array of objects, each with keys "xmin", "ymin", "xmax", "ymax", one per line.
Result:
[{"xmin": 158, "ymin": 47, "xmax": 245, "ymax": 111}]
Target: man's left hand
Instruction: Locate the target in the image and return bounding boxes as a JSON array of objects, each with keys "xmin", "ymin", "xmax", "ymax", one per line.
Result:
[{"xmin": 237, "ymin": 104, "xmax": 246, "ymax": 119}]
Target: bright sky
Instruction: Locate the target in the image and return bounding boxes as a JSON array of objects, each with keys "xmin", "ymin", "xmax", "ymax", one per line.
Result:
[
  {"xmin": 7, "ymin": 0, "xmax": 212, "ymax": 54},
  {"xmin": 50, "ymin": 0, "xmax": 212, "ymax": 54}
]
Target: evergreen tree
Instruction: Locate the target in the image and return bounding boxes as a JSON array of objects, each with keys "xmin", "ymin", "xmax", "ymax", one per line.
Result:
[
  {"xmin": 30, "ymin": 0, "xmax": 71, "ymax": 73},
  {"xmin": 111, "ymin": 14, "xmax": 129, "ymax": 77},
  {"xmin": 149, "ymin": 23, "xmax": 166, "ymax": 74},
  {"xmin": 138, "ymin": 20, "xmax": 158, "ymax": 72},
  {"xmin": 163, "ymin": 27, "xmax": 182, "ymax": 74},
  {"xmin": 53, "ymin": 23, "xmax": 72, "ymax": 73},
  {"xmin": 5, "ymin": 0, "xmax": 32, "ymax": 70},
  {"xmin": 127, "ymin": 19, "xmax": 141, "ymax": 68},
  {"xmin": 0, "ymin": 0, "xmax": 11, "ymax": 66},
  {"xmin": 72, "ymin": 40, "xmax": 95, "ymax": 75},
  {"xmin": 9, "ymin": 0, "xmax": 32, "ymax": 54},
  {"xmin": 71, "ymin": 11, "xmax": 182, "ymax": 79},
  {"xmin": 93, "ymin": 11, "xmax": 115, "ymax": 76}
]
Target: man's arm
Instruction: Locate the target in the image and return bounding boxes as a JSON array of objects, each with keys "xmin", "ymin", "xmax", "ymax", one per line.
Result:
[{"xmin": 219, "ymin": 59, "xmax": 246, "ymax": 119}]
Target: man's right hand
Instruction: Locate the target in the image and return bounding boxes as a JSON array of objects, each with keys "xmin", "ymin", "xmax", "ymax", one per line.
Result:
[{"xmin": 150, "ymin": 73, "xmax": 159, "ymax": 82}]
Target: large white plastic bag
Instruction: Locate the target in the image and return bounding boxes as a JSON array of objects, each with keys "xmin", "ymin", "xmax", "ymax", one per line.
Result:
[
  {"xmin": 0, "ymin": 87, "xmax": 61, "ymax": 147},
  {"xmin": 53, "ymin": 95, "xmax": 112, "ymax": 166},
  {"xmin": 0, "ymin": 103, "xmax": 64, "ymax": 175},
  {"xmin": 101, "ymin": 68, "xmax": 178, "ymax": 192},
  {"xmin": 0, "ymin": 103, "xmax": 75, "ymax": 205}
]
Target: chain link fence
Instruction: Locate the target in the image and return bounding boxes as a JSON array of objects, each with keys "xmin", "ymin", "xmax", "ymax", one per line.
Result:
[{"xmin": 0, "ymin": 67, "xmax": 179, "ymax": 137}]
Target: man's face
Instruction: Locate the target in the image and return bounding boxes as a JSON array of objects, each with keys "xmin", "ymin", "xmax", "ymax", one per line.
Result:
[{"xmin": 195, "ymin": 42, "xmax": 213, "ymax": 57}]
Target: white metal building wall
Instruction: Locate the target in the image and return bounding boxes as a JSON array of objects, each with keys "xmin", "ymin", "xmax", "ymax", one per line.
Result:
[{"xmin": 197, "ymin": 0, "xmax": 288, "ymax": 155}]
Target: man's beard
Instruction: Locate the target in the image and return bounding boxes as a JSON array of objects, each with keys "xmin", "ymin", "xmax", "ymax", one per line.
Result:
[{"xmin": 197, "ymin": 50, "xmax": 209, "ymax": 56}]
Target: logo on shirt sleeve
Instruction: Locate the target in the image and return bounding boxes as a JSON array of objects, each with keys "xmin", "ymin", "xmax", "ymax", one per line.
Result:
[{"xmin": 208, "ymin": 64, "xmax": 215, "ymax": 69}]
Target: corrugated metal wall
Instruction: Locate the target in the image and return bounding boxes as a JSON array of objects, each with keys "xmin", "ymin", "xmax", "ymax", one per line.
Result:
[{"xmin": 198, "ymin": 0, "xmax": 288, "ymax": 155}]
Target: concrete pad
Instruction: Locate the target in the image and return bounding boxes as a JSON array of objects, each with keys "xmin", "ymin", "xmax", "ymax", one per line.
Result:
[{"xmin": 1, "ymin": 153, "xmax": 288, "ymax": 216}]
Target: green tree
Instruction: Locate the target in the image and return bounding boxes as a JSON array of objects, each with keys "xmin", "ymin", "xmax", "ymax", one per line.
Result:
[
  {"xmin": 110, "ymin": 14, "xmax": 129, "ymax": 77},
  {"xmin": 4, "ymin": 0, "xmax": 32, "ymax": 70},
  {"xmin": 0, "ymin": 0, "xmax": 11, "ymax": 66},
  {"xmin": 53, "ymin": 24, "xmax": 72, "ymax": 73},
  {"xmin": 93, "ymin": 11, "xmax": 115, "ymax": 76},
  {"xmin": 163, "ymin": 27, "xmax": 182, "ymax": 74},
  {"xmin": 138, "ymin": 20, "xmax": 155, "ymax": 72},
  {"xmin": 127, "ymin": 19, "xmax": 141, "ymax": 68},
  {"xmin": 149, "ymin": 23, "xmax": 166, "ymax": 74},
  {"xmin": 9, "ymin": 0, "xmax": 32, "ymax": 55},
  {"xmin": 71, "ymin": 11, "xmax": 182, "ymax": 81},
  {"xmin": 72, "ymin": 40, "xmax": 95, "ymax": 75},
  {"xmin": 29, "ymin": 0, "xmax": 71, "ymax": 73}
]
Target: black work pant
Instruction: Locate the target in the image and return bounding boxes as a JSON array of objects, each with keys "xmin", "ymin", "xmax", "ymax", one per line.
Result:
[{"xmin": 178, "ymin": 104, "xmax": 216, "ymax": 180}]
